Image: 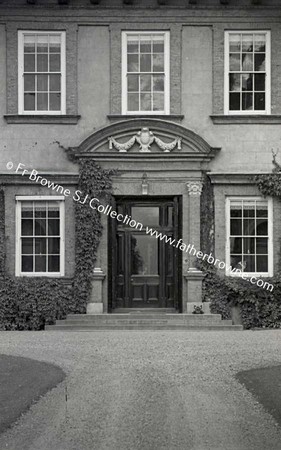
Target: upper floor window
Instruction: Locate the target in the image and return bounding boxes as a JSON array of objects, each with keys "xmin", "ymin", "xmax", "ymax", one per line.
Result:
[
  {"xmin": 226, "ymin": 198, "xmax": 273, "ymax": 277},
  {"xmin": 122, "ymin": 31, "xmax": 170, "ymax": 115},
  {"xmin": 18, "ymin": 31, "xmax": 66, "ymax": 115},
  {"xmin": 16, "ymin": 197, "xmax": 65, "ymax": 276},
  {"xmin": 224, "ymin": 31, "xmax": 271, "ymax": 115}
]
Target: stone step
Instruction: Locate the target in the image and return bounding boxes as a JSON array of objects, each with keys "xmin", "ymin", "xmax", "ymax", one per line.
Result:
[
  {"xmin": 113, "ymin": 308, "xmax": 178, "ymax": 314},
  {"xmin": 63, "ymin": 314, "xmax": 223, "ymax": 324},
  {"xmin": 45, "ymin": 324, "xmax": 243, "ymax": 331}
]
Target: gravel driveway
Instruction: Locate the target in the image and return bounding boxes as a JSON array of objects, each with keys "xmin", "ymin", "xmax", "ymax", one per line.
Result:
[{"xmin": 0, "ymin": 330, "xmax": 281, "ymax": 450}]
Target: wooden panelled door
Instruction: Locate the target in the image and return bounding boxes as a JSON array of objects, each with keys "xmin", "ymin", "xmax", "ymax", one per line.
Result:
[{"xmin": 110, "ymin": 198, "xmax": 180, "ymax": 310}]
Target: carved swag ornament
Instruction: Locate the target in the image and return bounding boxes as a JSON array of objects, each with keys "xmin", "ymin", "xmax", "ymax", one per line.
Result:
[{"xmin": 108, "ymin": 127, "xmax": 182, "ymax": 153}]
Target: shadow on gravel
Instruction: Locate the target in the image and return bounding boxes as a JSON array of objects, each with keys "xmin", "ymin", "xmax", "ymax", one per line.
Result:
[
  {"xmin": 0, "ymin": 354, "xmax": 65, "ymax": 434},
  {"xmin": 236, "ymin": 365, "xmax": 281, "ymax": 427}
]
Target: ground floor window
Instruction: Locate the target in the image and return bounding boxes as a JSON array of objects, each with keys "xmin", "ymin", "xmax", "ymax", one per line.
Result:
[
  {"xmin": 226, "ymin": 197, "xmax": 273, "ymax": 276},
  {"xmin": 15, "ymin": 196, "xmax": 65, "ymax": 276}
]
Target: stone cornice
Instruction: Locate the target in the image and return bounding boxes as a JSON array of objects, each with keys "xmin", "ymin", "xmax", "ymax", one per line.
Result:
[
  {"xmin": 207, "ymin": 172, "xmax": 272, "ymax": 184},
  {"xmin": 0, "ymin": 173, "xmax": 79, "ymax": 185}
]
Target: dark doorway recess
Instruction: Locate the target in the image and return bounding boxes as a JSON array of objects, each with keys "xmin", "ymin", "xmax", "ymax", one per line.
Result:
[{"xmin": 109, "ymin": 197, "xmax": 182, "ymax": 311}]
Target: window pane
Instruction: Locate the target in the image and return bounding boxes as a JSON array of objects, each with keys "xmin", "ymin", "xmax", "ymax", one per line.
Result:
[
  {"xmin": 49, "ymin": 74, "xmax": 60, "ymax": 91},
  {"xmin": 140, "ymin": 74, "xmax": 151, "ymax": 92},
  {"xmin": 140, "ymin": 54, "xmax": 151, "ymax": 72},
  {"xmin": 244, "ymin": 255, "xmax": 255, "ymax": 272},
  {"xmin": 35, "ymin": 219, "xmax": 47, "ymax": 236},
  {"xmin": 35, "ymin": 255, "xmax": 46, "ymax": 272},
  {"xmin": 229, "ymin": 54, "xmax": 240, "ymax": 71},
  {"xmin": 256, "ymin": 204, "xmax": 268, "ymax": 217},
  {"xmin": 48, "ymin": 238, "xmax": 60, "ymax": 254},
  {"xmin": 49, "ymin": 54, "xmax": 60, "ymax": 72},
  {"xmin": 127, "ymin": 74, "xmax": 139, "ymax": 92},
  {"xmin": 257, "ymin": 219, "xmax": 268, "ymax": 235},
  {"xmin": 131, "ymin": 234, "xmax": 158, "ymax": 275},
  {"xmin": 254, "ymin": 93, "xmax": 265, "ymax": 110},
  {"xmin": 242, "ymin": 34, "xmax": 253, "ymax": 52},
  {"xmin": 254, "ymin": 34, "xmax": 266, "ymax": 52},
  {"xmin": 22, "ymin": 202, "xmax": 33, "ymax": 218},
  {"xmin": 257, "ymin": 255, "xmax": 268, "ymax": 272},
  {"xmin": 256, "ymin": 238, "xmax": 268, "ymax": 254},
  {"xmin": 24, "ymin": 54, "xmax": 35, "ymax": 72},
  {"xmin": 22, "ymin": 219, "xmax": 33, "ymax": 236},
  {"xmin": 140, "ymin": 93, "xmax": 152, "ymax": 111},
  {"xmin": 153, "ymin": 93, "xmax": 164, "ymax": 111},
  {"xmin": 153, "ymin": 75, "xmax": 164, "ymax": 91},
  {"xmin": 152, "ymin": 53, "xmax": 164, "ymax": 72},
  {"xmin": 35, "ymin": 238, "xmax": 46, "ymax": 254},
  {"xmin": 24, "ymin": 94, "xmax": 35, "ymax": 113},
  {"xmin": 242, "ymin": 93, "xmax": 253, "ymax": 110},
  {"xmin": 37, "ymin": 74, "xmax": 48, "ymax": 91},
  {"xmin": 243, "ymin": 218, "xmax": 255, "ymax": 235},
  {"xmin": 22, "ymin": 238, "xmax": 33, "ymax": 255},
  {"xmin": 140, "ymin": 36, "xmax": 151, "ymax": 53},
  {"xmin": 22, "ymin": 256, "xmax": 33, "ymax": 272},
  {"xmin": 230, "ymin": 205, "xmax": 242, "ymax": 217},
  {"xmin": 153, "ymin": 38, "xmax": 164, "ymax": 53},
  {"xmin": 127, "ymin": 93, "xmax": 139, "ymax": 111},
  {"xmin": 37, "ymin": 93, "xmax": 48, "ymax": 110},
  {"xmin": 254, "ymin": 73, "xmax": 265, "ymax": 91},
  {"xmin": 48, "ymin": 219, "xmax": 60, "ymax": 235},
  {"xmin": 127, "ymin": 36, "xmax": 139, "ymax": 53},
  {"xmin": 229, "ymin": 93, "xmax": 240, "ymax": 110},
  {"xmin": 254, "ymin": 53, "xmax": 265, "ymax": 71},
  {"xmin": 229, "ymin": 74, "xmax": 240, "ymax": 92},
  {"xmin": 48, "ymin": 203, "xmax": 60, "ymax": 217},
  {"xmin": 34, "ymin": 203, "xmax": 47, "ymax": 217},
  {"xmin": 229, "ymin": 34, "xmax": 241, "ymax": 52},
  {"xmin": 127, "ymin": 54, "xmax": 139, "ymax": 72},
  {"xmin": 243, "ymin": 237, "xmax": 255, "ymax": 254},
  {"xmin": 230, "ymin": 255, "xmax": 243, "ymax": 270},
  {"xmin": 37, "ymin": 54, "xmax": 48, "ymax": 72},
  {"xmin": 230, "ymin": 219, "xmax": 242, "ymax": 235},
  {"xmin": 24, "ymin": 75, "xmax": 35, "ymax": 91},
  {"xmin": 131, "ymin": 206, "xmax": 159, "ymax": 226},
  {"xmin": 230, "ymin": 237, "xmax": 242, "ymax": 253},
  {"xmin": 49, "ymin": 93, "xmax": 61, "ymax": 111},
  {"xmin": 49, "ymin": 35, "xmax": 61, "ymax": 53},
  {"xmin": 24, "ymin": 35, "xmax": 35, "ymax": 53},
  {"xmin": 48, "ymin": 255, "xmax": 60, "ymax": 272},
  {"xmin": 242, "ymin": 54, "xmax": 253, "ymax": 71},
  {"xmin": 37, "ymin": 35, "xmax": 48, "ymax": 53},
  {"xmin": 242, "ymin": 74, "xmax": 253, "ymax": 91}
]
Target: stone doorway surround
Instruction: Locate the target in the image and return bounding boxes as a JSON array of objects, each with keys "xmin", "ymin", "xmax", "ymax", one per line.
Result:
[{"xmin": 67, "ymin": 119, "xmax": 220, "ymax": 313}]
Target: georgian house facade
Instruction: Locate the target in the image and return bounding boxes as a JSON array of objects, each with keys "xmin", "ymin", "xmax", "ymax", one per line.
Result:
[{"xmin": 0, "ymin": 0, "xmax": 281, "ymax": 317}]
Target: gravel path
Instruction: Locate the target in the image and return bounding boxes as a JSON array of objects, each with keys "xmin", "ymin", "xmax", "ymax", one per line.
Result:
[{"xmin": 0, "ymin": 330, "xmax": 281, "ymax": 450}]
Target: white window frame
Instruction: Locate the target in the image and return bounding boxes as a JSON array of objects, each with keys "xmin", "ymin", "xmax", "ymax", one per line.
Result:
[
  {"xmin": 121, "ymin": 31, "xmax": 170, "ymax": 115},
  {"xmin": 15, "ymin": 196, "xmax": 65, "ymax": 277},
  {"xmin": 224, "ymin": 30, "xmax": 271, "ymax": 115},
  {"xmin": 225, "ymin": 197, "xmax": 273, "ymax": 277},
  {"xmin": 18, "ymin": 30, "xmax": 66, "ymax": 115}
]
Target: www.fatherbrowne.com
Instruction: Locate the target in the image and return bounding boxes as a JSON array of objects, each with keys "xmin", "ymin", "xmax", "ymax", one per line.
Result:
[{"xmin": 13, "ymin": 163, "xmax": 274, "ymax": 292}]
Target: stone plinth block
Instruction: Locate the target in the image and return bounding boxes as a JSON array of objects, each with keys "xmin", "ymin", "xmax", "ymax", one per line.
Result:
[
  {"xmin": 184, "ymin": 269, "xmax": 206, "ymax": 306},
  {"xmin": 87, "ymin": 268, "xmax": 105, "ymax": 315}
]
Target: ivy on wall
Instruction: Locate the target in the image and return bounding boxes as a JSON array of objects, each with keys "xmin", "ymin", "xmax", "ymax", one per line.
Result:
[
  {"xmin": 200, "ymin": 173, "xmax": 215, "ymax": 255},
  {"xmin": 0, "ymin": 160, "xmax": 115, "ymax": 330}
]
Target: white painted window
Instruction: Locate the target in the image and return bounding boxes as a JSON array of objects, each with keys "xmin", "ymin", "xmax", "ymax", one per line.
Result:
[
  {"xmin": 224, "ymin": 31, "xmax": 271, "ymax": 114},
  {"xmin": 18, "ymin": 31, "xmax": 66, "ymax": 114},
  {"xmin": 226, "ymin": 198, "xmax": 273, "ymax": 277},
  {"xmin": 15, "ymin": 197, "xmax": 65, "ymax": 276},
  {"xmin": 122, "ymin": 31, "xmax": 170, "ymax": 115}
]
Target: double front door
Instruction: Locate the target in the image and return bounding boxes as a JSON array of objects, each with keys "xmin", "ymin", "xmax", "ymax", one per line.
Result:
[{"xmin": 110, "ymin": 197, "xmax": 180, "ymax": 310}]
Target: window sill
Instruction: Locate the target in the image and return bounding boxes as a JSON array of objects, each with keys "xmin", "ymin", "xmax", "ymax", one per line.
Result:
[
  {"xmin": 4, "ymin": 114, "xmax": 81, "ymax": 124},
  {"xmin": 210, "ymin": 115, "xmax": 281, "ymax": 124},
  {"xmin": 107, "ymin": 114, "xmax": 184, "ymax": 122}
]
